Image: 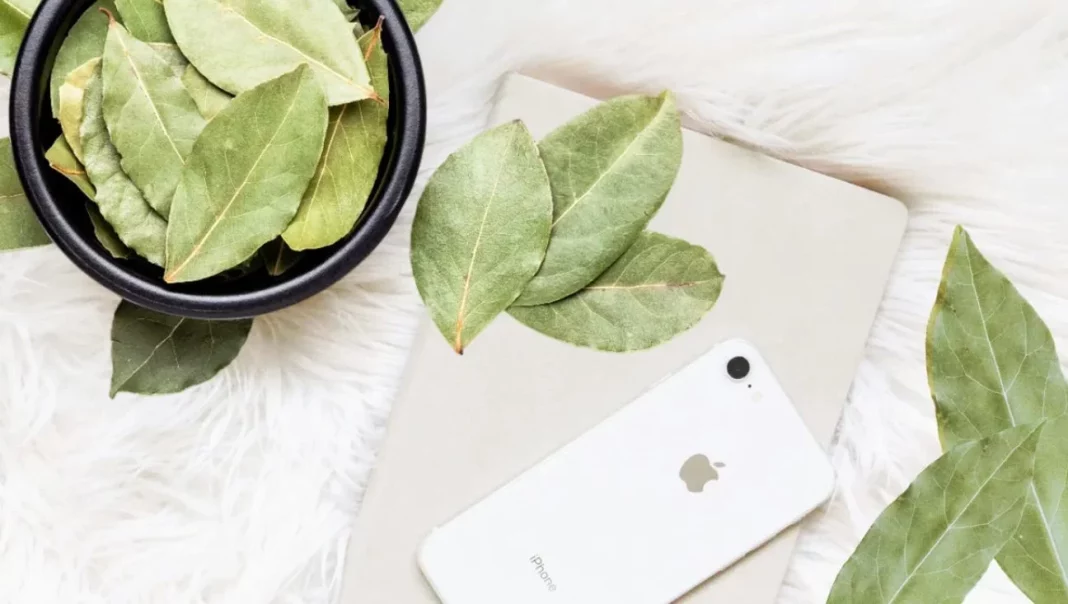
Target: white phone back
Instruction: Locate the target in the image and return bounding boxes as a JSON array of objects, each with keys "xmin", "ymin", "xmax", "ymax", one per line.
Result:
[{"xmin": 418, "ymin": 339, "xmax": 835, "ymax": 604}]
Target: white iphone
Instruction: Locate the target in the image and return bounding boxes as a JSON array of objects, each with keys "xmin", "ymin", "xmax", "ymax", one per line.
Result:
[{"xmin": 418, "ymin": 339, "xmax": 835, "ymax": 604}]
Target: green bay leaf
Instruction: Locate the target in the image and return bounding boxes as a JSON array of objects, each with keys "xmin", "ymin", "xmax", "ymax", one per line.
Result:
[
  {"xmin": 398, "ymin": 0, "xmax": 441, "ymax": 31},
  {"xmin": 44, "ymin": 137, "xmax": 129, "ymax": 259},
  {"xmin": 103, "ymin": 20, "xmax": 206, "ymax": 216},
  {"xmin": 110, "ymin": 300, "xmax": 252, "ymax": 396},
  {"xmin": 182, "ymin": 65, "xmax": 232, "ymax": 120},
  {"xmin": 411, "ymin": 120, "xmax": 552, "ymax": 353},
  {"xmin": 513, "ymin": 92, "xmax": 683, "ymax": 307},
  {"xmin": 49, "ymin": 0, "xmax": 116, "ymax": 116},
  {"xmin": 828, "ymin": 422, "xmax": 1043, "ymax": 604},
  {"xmin": 260, "ymin": 238, "xmax": 301, "ymax": 277},
  {"xmin": 282, "ymin": 29, "xmax": 388, "ymax": 251},
  {"xmin": 1000, "ymin": 415, "xmax": 1068, "ymax": 603},
  {"xmin": 58, "ymin": 57, "xmax": 99, "ymax": 163},
  {"xmin": 86, "ymin": 202, "xmax": 130, "ymax": 259},
  {"xmin": 0, "ymin": 137, "xmax": 51, "ymax": 251},
  {"xmin": 0, "ymin": 0, "xmax": 39, "ymax": 75},
  {"xmin": 927, "ymin": 226, "xmax": 1068, "ymax": 602},
  {"xmin": 164, "ymin": 65, "xmax": 328, "ymax": 283},
  {"xmin": 114, "ymin": 0, "xmax": 172, "ymax": 42},
  {"xmin": 166, "ymin": 0, "xmax": 373, "ymax": 106},
  {"xmin": 508, "ymin": 232, "xmax": 723, "ymax": 352},
  {"xmin": 45, "ymin": 135, "xmax": 96, "ymax": 198},
  {"xmin": 81, "ymin": 64, "xmax": 167, "ymax": 266}
]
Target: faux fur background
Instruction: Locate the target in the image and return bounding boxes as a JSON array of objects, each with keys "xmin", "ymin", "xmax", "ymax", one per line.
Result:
[{"xmin": 3, "ymin": 0, "xmax": 1068, "ymax": 602}]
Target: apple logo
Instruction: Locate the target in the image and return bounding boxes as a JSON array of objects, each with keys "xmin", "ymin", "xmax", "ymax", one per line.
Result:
[{"xmin": 680, "ymin": 455, "xmax": 726, "ymax": 493}]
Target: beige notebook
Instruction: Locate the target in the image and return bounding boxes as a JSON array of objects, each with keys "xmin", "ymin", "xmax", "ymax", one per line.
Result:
[{"xmin": 341, "ymin": 74, "xmax": 907, "ymax": 603}]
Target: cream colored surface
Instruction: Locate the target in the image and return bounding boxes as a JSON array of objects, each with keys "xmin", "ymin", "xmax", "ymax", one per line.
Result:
[{"xmin": 341, "ymin": 75, "xmax": 907, "ymax": 603}]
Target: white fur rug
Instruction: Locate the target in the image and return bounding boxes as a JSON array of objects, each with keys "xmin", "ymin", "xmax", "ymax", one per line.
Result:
[{"xmin": 3, "ymin": 0, "xmax": 1068, "ymax": 602}]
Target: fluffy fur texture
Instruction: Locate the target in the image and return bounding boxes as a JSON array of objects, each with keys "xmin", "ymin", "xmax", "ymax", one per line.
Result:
[{"xmin": 2, "ymin": 0, "xmax": 1067, "ymax": 601}]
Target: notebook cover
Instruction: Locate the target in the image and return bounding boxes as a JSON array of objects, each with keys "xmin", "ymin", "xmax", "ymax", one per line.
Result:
[{"xmin": 340, "ymin": 74, "xmax": 908, "ymax": 604}]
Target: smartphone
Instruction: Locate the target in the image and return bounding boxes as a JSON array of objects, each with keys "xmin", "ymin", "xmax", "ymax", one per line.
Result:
[{"xmin": 417, "ymin": 339, "xmax": 835, "ymax": 604}]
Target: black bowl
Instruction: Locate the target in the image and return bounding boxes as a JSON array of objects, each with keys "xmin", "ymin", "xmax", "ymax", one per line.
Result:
[{"xmin": 10, "ymin": 0, "xmax": 425, "ymax": 320}]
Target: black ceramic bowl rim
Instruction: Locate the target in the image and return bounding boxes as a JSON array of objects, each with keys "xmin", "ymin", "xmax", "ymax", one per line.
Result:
[{"xmin": 10, "ymin": 0, "xmax": 425, "ymax": 320}]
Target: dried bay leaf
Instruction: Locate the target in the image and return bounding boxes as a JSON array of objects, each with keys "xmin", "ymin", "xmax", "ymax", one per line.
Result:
[
  {"xmin": 0, "ymin": 0, "xmax": 39, "ymax": 75},
  {"xmin": 282, "ymin": 29, "xmax": 388, "ymax": 251},
  {"xmin": 165, "ymin": 65, "xmax": 328, "ymax": 283},
  {"xmin": 182, "ymin": 65, "xmax": 232, "ymax": 120},
  {"xmin": 49, "ymin": 0, "xmax": 116, "ymax": 116},
  {"xmin": 1007, "ymin": 415, "xmax": 1068, "ymax": 604},
  {"xmin": 81, "ymin": 65, "xmax": 167, "ymax": 265},
  {"xmin": 828, "ymin": 422, "xmax": 1042, "ymax": 604},
  {"xmin": 927, "ymin": 226, "xmax": 1068, "ymax": 603},
  {"xmin": 110, "ymin": 300, "xmax": 252, "ymax": 396},
  {"xmin": 928, "ymin": 227, "xmax": 1068, "ymax": 447},
  {"xmin": 513, "ymin": 92, "xmax": 683, "ymax": 307},
  {"xmin": 398, "ymin": 0, "xmax": 442, "ymax": 32},
  {"xmin": 508, "ymin": 232, "xmax": 723, "ymax": 352},
  {"xmin": 58, "ymin": 57, "xmax": 99, "ymax": 162},
  {"xmin": 260, "ymin": 238, "xmax": 301, "ymax": 276},
  {"xmin": 114, "ymin": 0, "xmax": 172, "ymax": 43},
  {"xmin": 103, "ymin": 19, "xmax": 206, "ymax": 216},
  {"xmin": 87, "ymin": 203, "xmax": 130, "ymax": 259},
  {"xmin": 44, "ymin": 136, "xmax": 129, "ymax": 259},
  {"xmin": 411, "ymin": 121, "xmax": 552, "ymax": 353},
  {"xmin": 45, "ymin": 135, "xmax": 96, "ymax": 198},
  {"xmin": 166, "ymin": 0, "xmax": 373, "ymax": 106},
  {"xmin": 0, "ymin": 138, "xmax": 50, "ymax": 251}
]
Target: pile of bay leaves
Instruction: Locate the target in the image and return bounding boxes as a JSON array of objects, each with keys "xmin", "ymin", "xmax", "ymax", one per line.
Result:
[
  {"xmin": 0, "ymin": 0, "xmax": 441, "ymax": 396},
  {"xmin": 411, "ymin": 92, "xmax": 726, "ymax": 354},
  {"xmin": 47, "ymin": 0, "xmax": 389, "ymax": 281}
]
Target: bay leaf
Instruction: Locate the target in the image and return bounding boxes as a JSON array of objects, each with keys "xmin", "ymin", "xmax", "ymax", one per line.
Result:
[
  {"xmin": 164, "ymin": 65, "xmax": 328, "ymax": 283},
  {"xmin": 282, "ymin": 29, "xmax": 388, "ymax": 251},
  {"xmin": 260, "ymin": 238, "xmax": 301, "ymax": 276},
  {"xmin": 80, "ymin": 65, "xmax": 167, "ymax": 265},
  {"xmin": 102, "ymin": 19, "xmax": 206, "ymax": 216},
  {"xmin": 181, "ymin": 65, "xmax": 232, "ymax": 120},
  {"xmin": 45, "ymin": 136, "xmax": 130, "ymax": 259},
  {"xmin": 512, "ymin": 92, "xmax": 683, "ymax": 307},
  {"xmin": 411, "ymin": 120, "xmax": 552, "ymax": 353},
  {"xmin": 929, "ymin": 226, "xmax": 1068, "ymax": 446},
  {"xmin": 45, "ymin": 135, "xmax": 96, "ymax": 198},
  {"xmin": 0, "ymin": 137, "xmax": 50, "ymax": 251},
  {"xmin": 0, "ymin": 0, "xmax": 39, "ymax": 75},
  {"xmin": 165, "ymin": 0, "xmax": 373, "ymax": 106},
  {"xmin": 508, "ymin": 232, "xmax": 723, "ymax": 352},
  {"xmin": 57, "ymin": 57, "xmax": 99, "ymax": 162},
  {"xmin": 999, "ymin": 415, "xmax": 1068, "ymax": 604},
  {"xmin": 828, "ymin": 422, "xmax": 1043, "ymax": 604},
  {"xmin": 49, "ymin": 0, "xmax": 116, "ymax": 116},
  {"xmin": 398, "ymin": 0, "xmax": 442, "ymax": 32},
  {"xmin": 928, "ymin": 226, "xmax": 1068, "ymax": 602},
  {"xmin": 114, "ymin": 0, "xmax": 172, "ymax": 43},
  {"xmin": 86, "ymin": 202, "xmax": 130, "ymax": 259},
  {"xmin": 110, "ymin": 300, "xmax": 252, "ymax": 396}
]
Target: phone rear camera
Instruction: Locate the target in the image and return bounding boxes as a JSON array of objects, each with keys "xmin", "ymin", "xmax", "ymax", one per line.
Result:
[{"xmin": 727, "ymin": 356, "xmax": 751, "ymax": 380}]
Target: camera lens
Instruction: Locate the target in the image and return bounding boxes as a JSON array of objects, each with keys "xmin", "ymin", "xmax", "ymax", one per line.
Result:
[{"xmin": 727, "ymin": 356, "xmax": 751, "ymax": 380}]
